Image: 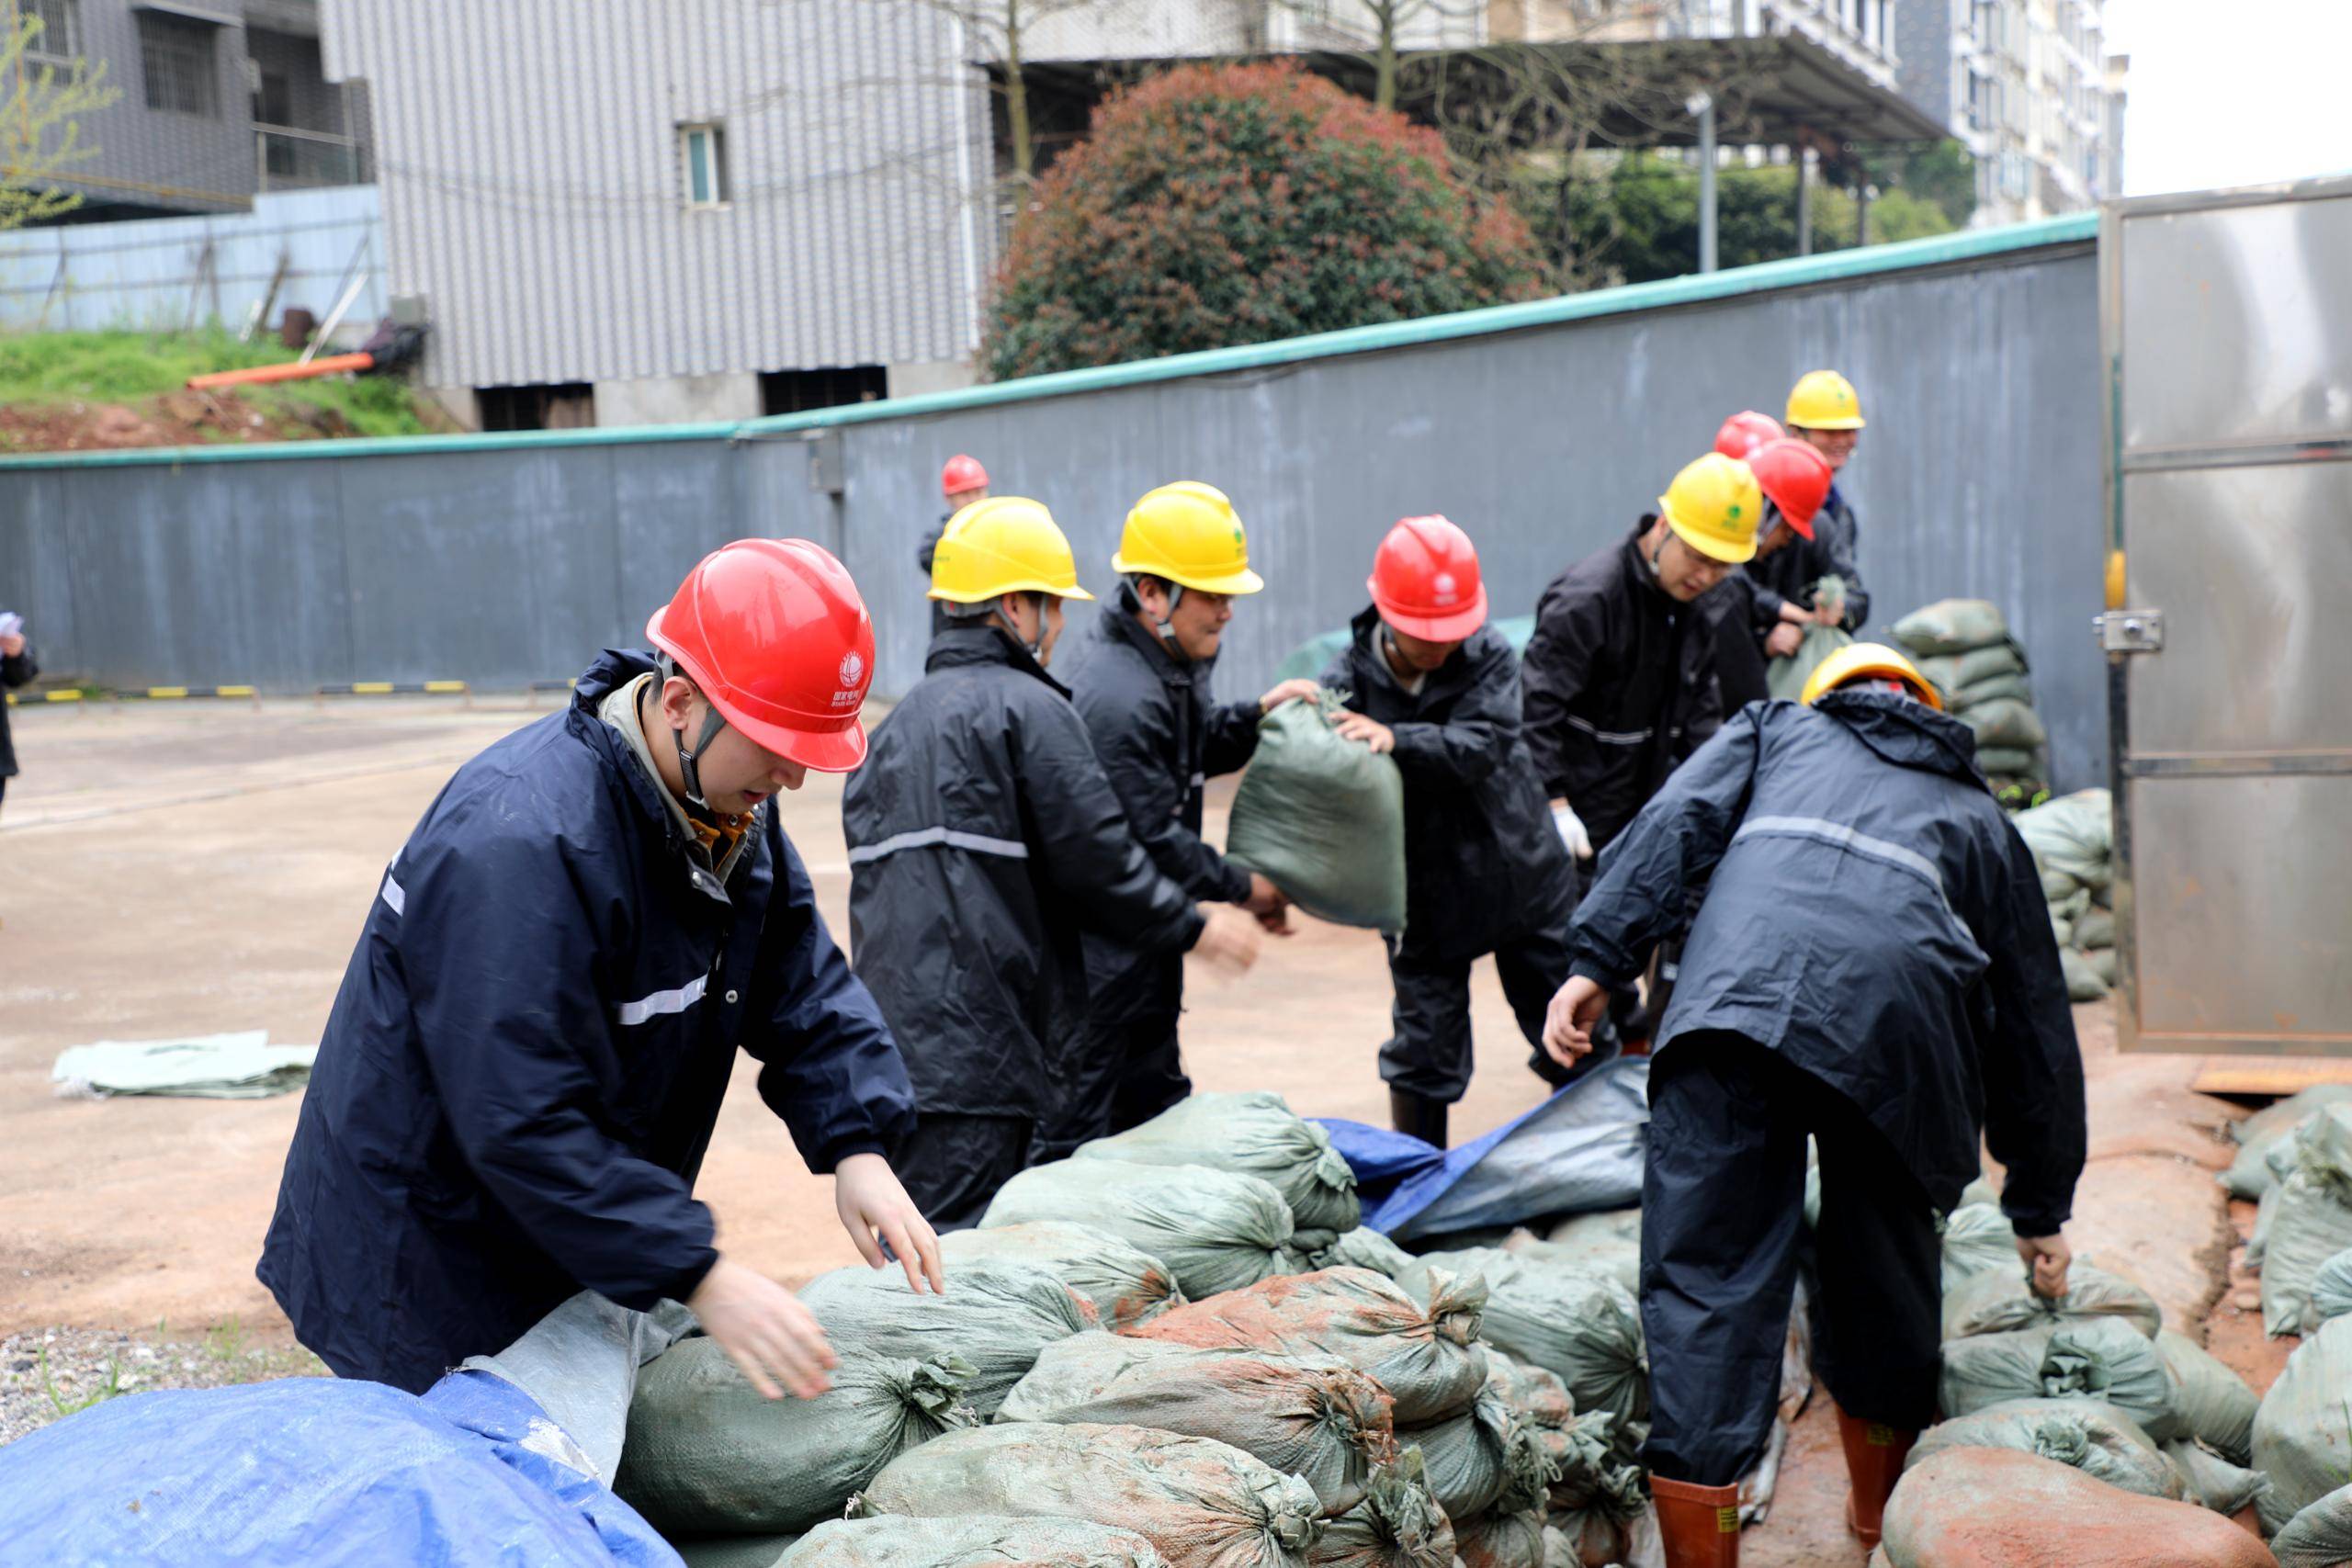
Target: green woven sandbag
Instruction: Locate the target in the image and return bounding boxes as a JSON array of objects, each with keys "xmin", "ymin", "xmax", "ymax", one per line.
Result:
[
  {"xmin": 1395, "ymin": 1380, "xmax": 1552, "ymax": 1521},
  {"xmin": 1940, "ymin": 1263, "xmax": 2163, "ymax": 1343},
  {"xmin": 2161, "ymin": 1439, "xmax": 2269, "ymax": 1517},
  {"xmin": 1939, "ymin": 1204, "xmax": 2022, "ymax": 1295},
  {"xmin": 979, "ymin": 1159, "xmax": 1302, "ymax": 1303},
  {"xmin": 1954, "ymin": 673, "xmax": 2034, "ymax": 710},
  {"xmin": 1905, "ymin": 1397, "xmax": 2179, "ymax": 1500},
  {"xmin": 1077, "ymin": 1092, "xmax": 1361, "ymax": 1235},
  {"xmin": 936, "ymin": 1223, "xmax": 1183, "ymax": 1330},
  {"xmin": 2272, "ymin": 1483, "xmax": 2352, "ymax": 1568},
  {"xmin": 1962, "ymin": 697, "xmax": 2048, "ymax": 750},
  {"xmin": 2060, "ymin": 946, "xmax": 2110, "ymax": 1001},
  {"xmin": 783, "ymin": 1516, "xmax": 1169, "ymax": 1567},
  {"xmin": 1226, "ymin": 694, "xmax": 1408, "ymax": 932},
  {"xmin": 1450, "ymin": 1509, "xmax": 1548, "ymax": 1568},
  {"xmin": 2253, "ymin": 1316, "xmax": 2352, "ymax": 1533},
  {"xmin": 797, "ymin": 1258, "xmax": 1091, "ymax": 1417},
  {"xmin": 999, "ymin": 1332, "xmax": 1394, "ymax": 1515},
  {"xmin": 1306, "ymin": 1451, "xmax": 1455, "ymax": 1568},
  {"xmin": 1765, "ymin": 623, "xmax": 1852, "ymax": 701},
  {"xmin": 614, "ymin": 1337, "xmax": 978, "ymax": 1536},
  {"xmin": 2155, "ymin": 1331, "xmax": 2258, "ymax": 1463},
  {"xmin": 2263, "ymin": 1106, "xmax": 2352, "ymax": 1337},
  {"xmin": 1396, "ymin": 1248, "xmax": 1646, "ymax": 1445},
  {"xmin": 1893, "ymin": 599, "xmax": 2011, "ymax": 656}
]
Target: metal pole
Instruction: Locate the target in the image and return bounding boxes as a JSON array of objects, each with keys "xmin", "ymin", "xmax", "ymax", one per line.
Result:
[
  {"xmin": 1796, "ymin": 145, "xmax": 1814, "ymax": 256},
  {"xmin": 1697, "ymin": 99, "xmax": 1718, "ymax": 273}
]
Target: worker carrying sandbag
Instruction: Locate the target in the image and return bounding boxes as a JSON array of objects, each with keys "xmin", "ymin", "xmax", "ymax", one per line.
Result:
[
  {"xmin": 1316, "ymin": 515, "xmax": 1577, "ymax": 1149},
  {"xmin": 1519, "ymin": 452, "xmax": 1751, "ymax": 1069},
  {"xmin": 1699, "ymin": 417, "xmax": 1838, "ymax": 710},
  {"xmin": 843, "ymin": 497, "xmax": 1260, "ymax": 1228},
  {"xmin": 261, "ymin": 540, "xmax": 940, "ymax": 1404},
  {"xmin": 1058, "ymin": 481, "xmax": 1318, "ymax": 1151},
  {"xmin": 1748, "ymin": 368, "xmax": 1874, "ymax": 633},
  {"xmin": 916, "ymin": 454, "xmax": 991, "ymax": 636},
  {"xmin": 1542, "ymin": 641, "xmax": 2086, "ymax": 1567}
]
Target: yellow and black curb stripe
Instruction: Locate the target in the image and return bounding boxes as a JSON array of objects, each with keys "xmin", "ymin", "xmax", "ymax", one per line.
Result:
[{"xmin": 9, "ymin": 681, "xmax": 470, "ymax": 705}]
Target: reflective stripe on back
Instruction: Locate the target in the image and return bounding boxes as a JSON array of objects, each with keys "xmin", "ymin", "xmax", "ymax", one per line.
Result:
[{"xmin": 845, "ymin": 826, "xmax": 1033, "ymax": 867}]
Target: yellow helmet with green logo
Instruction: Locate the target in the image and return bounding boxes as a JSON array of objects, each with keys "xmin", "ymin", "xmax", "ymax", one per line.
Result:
[
  {"xmin": 1657, "ymin": 453, "xmax": 1763, "ymax": 565},
  {"xmin": 1113, "ymin": 480, "xmax": 1264, "ymax": 595}
]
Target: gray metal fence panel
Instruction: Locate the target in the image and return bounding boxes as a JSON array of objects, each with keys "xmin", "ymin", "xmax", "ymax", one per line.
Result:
[{"xmin": 0, "ymin": 233, "xmax": 2108, "ymax": 785}]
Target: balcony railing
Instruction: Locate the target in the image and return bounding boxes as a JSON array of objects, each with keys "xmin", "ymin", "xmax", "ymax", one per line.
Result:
[{"xmin": 255, "ymin": 123, "xmax": 369, "ymax": 191}]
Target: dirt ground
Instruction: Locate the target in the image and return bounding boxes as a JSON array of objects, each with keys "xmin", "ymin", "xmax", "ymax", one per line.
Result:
[{"xmin": 0, "ymin": 693, "xmax": 2307, "ymax": 1562}]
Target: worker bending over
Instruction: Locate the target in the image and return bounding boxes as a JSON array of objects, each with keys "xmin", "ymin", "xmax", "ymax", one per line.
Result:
[
  {"xmin": 843, "ymin": 497, "xmax": 1258, "ymax": 1227},
  {"xmin": 263, "ymin": 540, "xmax": 937, "ymax": 1404},
  {"xmin": 1062, "ymin": 481, "xmax": 1317, "ymax": 1151},
  {"xmin": 1320, "ymin": 515, "xmax": 1577, "ymax": 1148},
  {"xmin": 1544, "ymin": 643, "xmax": 2085, "ymax": 1566}
]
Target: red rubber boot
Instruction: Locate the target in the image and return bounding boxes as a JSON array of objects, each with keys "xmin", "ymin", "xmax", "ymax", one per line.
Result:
[
  {"xmin": 1838, "ymin": 1405, "xmax": 1918, "ymax": 1550},
  {"xmin": 1649, "ymin": 1474, "xmax": 1741, "ymax": 1568}
]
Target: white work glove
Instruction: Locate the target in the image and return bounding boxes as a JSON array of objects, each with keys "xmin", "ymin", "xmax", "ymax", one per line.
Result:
[{"xmin": 1552, "ymin": 801, "xmax": 1594, "ymax": 862}]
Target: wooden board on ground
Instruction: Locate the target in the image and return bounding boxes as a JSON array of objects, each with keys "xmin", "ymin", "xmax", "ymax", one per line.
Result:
[{"xmin": 2191, "ymin": 1059, "xmax": 2352, "ymax": 1098}]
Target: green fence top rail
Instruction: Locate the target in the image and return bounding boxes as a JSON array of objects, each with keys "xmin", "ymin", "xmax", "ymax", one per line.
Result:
[{"xmin": 0, "ymin": 211, "xmax": 2095, "ymax": 473}]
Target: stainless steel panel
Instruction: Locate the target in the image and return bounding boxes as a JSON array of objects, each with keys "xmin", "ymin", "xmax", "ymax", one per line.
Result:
[
  {"xmin": 2120, "ymin": 195, "xmax": 2352, "ymax": 454},
  {"xmin": 2128, "ymin": 773, "xmax": 2352, "ymax": 1049},
  {"xmin": 2122, "ymin": 462, "xmax": 2352, "ymax": 754}
]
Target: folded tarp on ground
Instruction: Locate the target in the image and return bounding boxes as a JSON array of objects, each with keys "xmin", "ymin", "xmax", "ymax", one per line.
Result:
[
  {"xmin": 51, "ymin": 1030, "xmax": 319, "ymax": 1099},
  {"xmin": 1315, "ymin": 1054, "xmax": 1649, "ymax": 1243}
]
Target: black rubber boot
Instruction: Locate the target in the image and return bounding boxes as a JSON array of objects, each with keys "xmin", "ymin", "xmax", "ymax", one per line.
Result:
[{"xmin": 1388, "ymin": 1088, "xmax": 1450, "ymax": 1150}]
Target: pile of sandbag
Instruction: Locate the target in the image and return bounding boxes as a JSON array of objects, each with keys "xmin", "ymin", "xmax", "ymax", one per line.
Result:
[
  {"xmin": 2013, "ymin": 788, "xmax": 2119, "ymax": 1002},
  {"xmin": 2247, "ymin": 1102, "xmax": 2352, "ymax": 1337},
  {"xmin": 938, "ymin": 1222, "xmax": 1186, "ymax": 1329},
  {"xmin": 1075, "ymin": 1091, "xmax": 1363, "ymax": 1251},
  {"xmin": 1890, "ymin": 598, "xmax": 2051, "ymax": 799},
  {"xmin": 981, "ymin": 1158, "xmax": 1306, "ymax": 1299}
]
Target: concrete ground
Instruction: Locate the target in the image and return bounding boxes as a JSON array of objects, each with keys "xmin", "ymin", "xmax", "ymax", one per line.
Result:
[{"xmin": 0, "ymin": 694, "xmax": 2299, "ymax": 1562}]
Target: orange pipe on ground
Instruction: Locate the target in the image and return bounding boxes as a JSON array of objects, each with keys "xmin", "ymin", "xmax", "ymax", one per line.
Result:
[{"xmin": 187, "ymin": 353, "xmax": 375, "ymax": 390}]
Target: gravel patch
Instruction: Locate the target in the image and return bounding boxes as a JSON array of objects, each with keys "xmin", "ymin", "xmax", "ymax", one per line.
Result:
[{"xmin": 1, "ymin": 1324, "xmax": 327, "ymax": 1447}]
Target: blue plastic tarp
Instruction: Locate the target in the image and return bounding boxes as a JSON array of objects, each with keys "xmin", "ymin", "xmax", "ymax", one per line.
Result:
[
  {"xmin": 1317, "ymin": 1053, "xmax": 1650, "ymax": 1243},
  {"xmin": 0, "ymin": 1367, "xmax": 681, "ymax": 1568}
]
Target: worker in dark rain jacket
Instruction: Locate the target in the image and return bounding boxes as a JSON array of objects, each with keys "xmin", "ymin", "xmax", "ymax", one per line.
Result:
[
  {"xmin": 1317, "ymin": 514, "xmax": 1577, "ymax": 1150},
  {"xmin": 843, "ymin": 496, "xmax": 1260, "ymax": 1228},
  {"xmin": 262, "ymin": 540, "xmax": 938, "ymax": 1404},
  {"xmin": 1544, "ymin": 642, "xmax": 2084, "ymax": 1567},
  {"xmin": 0, "ymin": 613, "xmax": 36, "ymax": 817},
  {"xmin": 916, "ymin": 453, "xmax": 990, "ymax": 637},
  {"xmin": 1752, "ymin": 369, "xmax": 1873, "ymax": 632},
  {"xmin": 1062, "ymin": 480, "xmax": 1318, "ymax": 1152}
]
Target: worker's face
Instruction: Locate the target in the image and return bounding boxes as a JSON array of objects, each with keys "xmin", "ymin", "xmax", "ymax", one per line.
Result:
[
  {"xmin": 1645, "ymin": 524, "xmax": 1735, "ymax": 603},
  {"xmin": 1795, "ymin": 425, "xmax": 1859, "ymax": 472},
  {"xmin": 1755, "ymin": 515, "xmax": 1799, "ymax": 558},
  {"xmin": 999, "ymin": 592, "xmax": 1066, "ymax": 667},
  {"xmin": 1137, "ymin": 579, "xmax": 1236, "ymax": 661},
  {"xmin": 660, "ymin": 679, "xmax": 808, "ymax": 815},
  {"xmin": 947, "ymin": 485, "xmax": 989, "ymax": 512},
  {"xmin": 1385, "ymin": 624, "xmax": 1462, "ymax": 672}
]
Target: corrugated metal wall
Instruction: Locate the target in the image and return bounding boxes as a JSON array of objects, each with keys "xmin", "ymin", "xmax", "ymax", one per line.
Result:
[
  {"xmin": 0, "ymin": 226, "xmax": 2110, "ymax": 786},
  {"xmin": 320, "ymin": 0, "xmax": 989, "ymax": 388}
]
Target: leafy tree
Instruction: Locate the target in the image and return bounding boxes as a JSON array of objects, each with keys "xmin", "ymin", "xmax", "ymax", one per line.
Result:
[
  {"xmin": 1, "ymin": 9, "xmax": 119, "ymax": 230},
  {"xmin": 985, "ymin": 60, "xmax": 1545, "ymax": 380}
]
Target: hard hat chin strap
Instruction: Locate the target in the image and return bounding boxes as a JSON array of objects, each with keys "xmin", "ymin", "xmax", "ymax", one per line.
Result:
[
  {"xmin": 658, "ymin": 656, "xmax": 729, "ymax": 811},
  {"xmin": 1125, "ymin": 573, "xmax": 1185, "ymax": 653}
]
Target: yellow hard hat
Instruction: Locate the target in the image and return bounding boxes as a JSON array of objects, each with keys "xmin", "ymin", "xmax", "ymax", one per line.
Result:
[
  {"xmin": 1658, "ymin": 453, "xmax": 1763, "ymax": 565},
  {"xmin": 1800, "ymin": 642, "xmax": 1944, "ymax": 710},
  {"xmin": 1786, "ymin": 369, "xmax": 1865, "ymax": 431},
  {"xmin": 928, "ymin": 496, "xmax": 1097, "ymax": 604},
  {"xmin": 1113, "ymin": 480, "xmax": 1265, "ymax": 595}
]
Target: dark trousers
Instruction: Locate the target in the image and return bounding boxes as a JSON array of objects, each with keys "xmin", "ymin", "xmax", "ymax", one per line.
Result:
[
  {"xmin": 1041, "ymin": 1008, "xmax": 1191, "ymax": 1159},
  {"xmin": 1384, "ymin": 919, "xmax": 1575, "ymax": 1103},
  {"xmin": 895, "ymin": 1111, "xmax": 1034, "ymax": 1233},
  {"xmin": 1641, "ymin": 1032, "xmax": 1941, "ymax": 1486}
]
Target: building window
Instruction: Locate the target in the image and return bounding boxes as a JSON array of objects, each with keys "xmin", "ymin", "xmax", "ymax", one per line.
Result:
[
  {"xmin": 476, "ymin": 383, "xmax": 595, "ymax": 433},
  {"xmin": 758, "ymin": 366, "xmax": 886, "ymax": 417},
  {"xmin": 140, "ymin": 13, "xmax": 220, "ymax": 118},
  {"xmin": 680, "ymin": 122, "xmax": 728, "ymax": 208},
  {"xmin": 24, "ymin": 0, "xmax": 79, "ymax": 60}
]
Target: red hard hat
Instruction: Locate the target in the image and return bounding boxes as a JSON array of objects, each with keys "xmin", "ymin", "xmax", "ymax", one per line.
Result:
[
  {"xmin": 1369, "ymin": 515, "xmax": 1488, "ymax": 642},
  {"xmin": 941, "ymin": 454, "xmax": 989, "ymax": 498},
  {"xmin": 1713, "ymin": 411, "xmax": 1784, "ymax": 461},
  {"xmin": 646, "ymin": 538, "xmax": 876, "ymax": 773},
  {"xmin": 1747, "ymin": 438, "xmax": 1833, "ymax": 538}
]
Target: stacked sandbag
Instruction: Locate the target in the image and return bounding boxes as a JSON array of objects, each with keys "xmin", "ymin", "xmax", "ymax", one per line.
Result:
[
  {"xmin": 981, "ymin": 1159, "xmax": 1305, "ymax": 1300},
  {"xmin": 2261, "ymin": 1102, "xmax": 2352, "ymax": 1337},
  {"xmin": 2252, "ymin": 1313, "xmax": 2352, "ymax": 1534},
  {"xmin": 1880, "ymin": 1446, "xmax": 2277, "ymax": 1568},
  {"xmin": 2159, "ymin": 1438, "xmax": 2269, "ymax": 1517},
  {"xmin": 1306, "ymin": 1452, "xmax": 1455, "ymax": 1568},
  {"xmin": 1315, "ymin": 1227, "xmax": 1418, "ymax": 1280},
  {"xmin": 797, "ymin": 1258, "xmax": 1092, "ymax": 1417},
  {"xmin": 1398, "ymin": 1378, "xmax": 1554, "ymax": 1522},
  {"xmin": 2225, "ymin": 1086, "xmax": 2352, "ymax": 1201},
  {"xmin": 1892, "ymin": 599, "xmax": 2051, "ymax": 799},
  {"xmin": 1394, "ymin": 1247, "xmax": 1648, "ymax": 1448},
  {"xmin": 1226, "ymin": 693, "xmax": 1408, "ymax": 933},
  {"xmin": 1453, "ymin": 1507, "xmax": 1549, "ymax": 1568},
  {"xmin": 1516, "ymin": 1212, "xmax": 1642, "ymax": 1295},
  {"xmin": 2274, "ymin": 1483, "xmax": 2352, "ymax": 1568},
  {"xmin": 1939, "ymin": 1263, "xmax": 2164, "ymax": 1341},
  {"xmin": 615, "ymin": 1337, "xmax": 978, "ymax": 1538},
  {"xmin": 1127, "ymin": 1268, "xmax": 1490, "ymax": 1427},
  {"xmin": 1938, "ymin": 1315, "xmax": 2180, "ymax": 1440},
  {"xmin": 1000, "ymin": 1332, "xmax": 1396, "ymax": 1515},
  {"xmin": 1903, "ymin": 1398, "xmax": 2181, "ymax": 1500},
  {"xmin": 1487, "ymin": 1353, "xmax": 1645, "ymax": 1551},
  {"xmin": 784, "ymin": 1514, "xmax": 1170, "ymax": 1566},
  {"xmin": 2154, "ymin": 1330, "xmax": 2259, "ymax": 1464},
  {"xmin": 2010, "ymin": 788, "xmax": 2119, "ymax": 1000},
  {"xmin": 938, "ymin": 1222, "xmax": 1184, "ymax": 1329},
  {"xmin": 854, "ymin": 1422, "xmax": 1324, "ymax": 1567},
  {"xmin": 1077, "ymin": 1092, "xmax": 1362, "ymax": 1247},
  {"xmin": 1939, "ymin": 1204, "xmax": 2024, "ymax": 1293}
]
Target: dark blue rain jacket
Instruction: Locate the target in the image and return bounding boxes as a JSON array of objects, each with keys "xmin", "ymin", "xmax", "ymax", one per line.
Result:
[{"xmin": 259, "ymin": 650, "xmax": 915, "ymax": 1393}]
